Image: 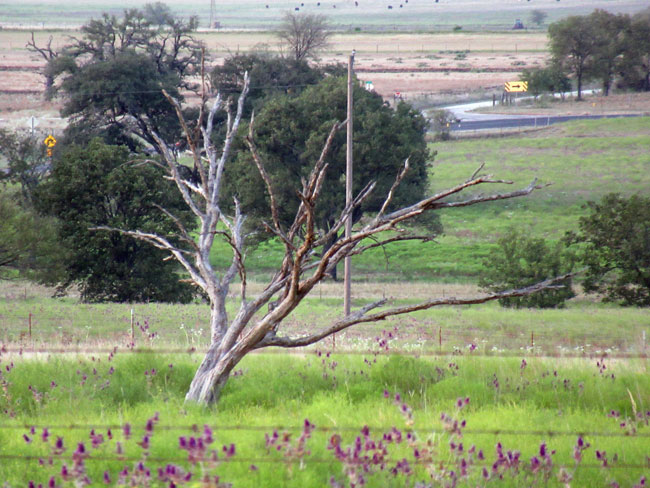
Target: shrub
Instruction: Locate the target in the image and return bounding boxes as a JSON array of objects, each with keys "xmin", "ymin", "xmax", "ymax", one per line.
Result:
[
  {"xmin": 568, "ymin": 193, "xmax": 650, "ymax": 306},
  {"xmin": 479, "ymin": 229, "xmax": 575, "ymax": 308}
]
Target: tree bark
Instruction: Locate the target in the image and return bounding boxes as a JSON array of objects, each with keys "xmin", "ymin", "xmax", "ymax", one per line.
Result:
[{"xmin": 184, "ymin": 340, "xmax": 246, "ymax": 404}]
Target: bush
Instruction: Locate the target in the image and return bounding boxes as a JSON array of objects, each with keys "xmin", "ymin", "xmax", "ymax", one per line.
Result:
[
  {"xmin": 568, "ymin": 193, "xmax": 650, "ymax": 306},
  {"xmin": 429, "ymin": 109, "xmax": 456, "ymax": 141},
  {"xmin": 479, "ymin": 229, "xmax": 575, "ymax": 308}
]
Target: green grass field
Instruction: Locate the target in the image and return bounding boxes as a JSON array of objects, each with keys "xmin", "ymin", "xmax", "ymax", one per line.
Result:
[
  {"xmin": 0, "ymin": 353, "xmax": 647, "ymax": 486},
  {"xmin": 208, "ymin": 117, "xmax": 650, "ymax": 281},
  {"xmin": 1, "ymin": 113, "xmax": 649, "ymax": 487}
]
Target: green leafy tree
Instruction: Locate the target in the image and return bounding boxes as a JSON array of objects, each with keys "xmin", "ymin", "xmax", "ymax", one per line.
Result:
[
  {"xmin": 35, "ymin": 139, "xmax": 195, "ymax": 302},
  {"xmin": 0, "ymin": 190, "xmax": 60, "ymax": 280},
  {"xmin": 429, "ymin": 109, "xmax": 456, "ymax": 141},
  {"xmin": 143, "ymin": 2, "xmax": 174, "ymax": 25},
  {"xmin": 588, "ymin": 10, "xmax": 630, "ymax": 96},
  {"xmin": 479, "ymin": 229, "xmax": 575, "ymax": 308},
  {"xmin": 549, "ymin": 15, "xmax": 599, "ymax": 100},
  {"xmin": 46, "ymin": 6, "xmax": 201, "ymax": 149},
  {"xmin": 225, "ymin": 76, "xmax": 439, "ymax": 270},
  {"xmin": 619, "ymin": 10, "xmax": 650, "ymax": 91},
  {"xmin": 0, "ymin": 129, "xmax": 48, "ymax": 205},
  {"xmin": 59, "ymin": 50, "xmax": 184, "ymax": 150},
  {"xmin": 568, "ymin": 194, "xmax": 650, "ymax": 306},
  {"xmin": 521, "ymin": 64, "xmax": 571, "ymax": 99},
  {"xmin": 210, "ymin": 53, "xmax": 338, "ymax": 116}
]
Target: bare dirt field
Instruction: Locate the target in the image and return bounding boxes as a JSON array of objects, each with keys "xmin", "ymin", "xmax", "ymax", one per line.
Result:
[
  {"xmin": 0, "ymin": 29, "xmax": 550, "ymax": 133},
  {"xmin": 0, "ymin": 27, "xmax": 647, "ymax": 133}
]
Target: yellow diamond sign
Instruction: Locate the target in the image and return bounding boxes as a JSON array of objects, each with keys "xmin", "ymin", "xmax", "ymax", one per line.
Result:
[{"xmin": 44, "ymin": 135, "xmax": 57, "ymax": 148}]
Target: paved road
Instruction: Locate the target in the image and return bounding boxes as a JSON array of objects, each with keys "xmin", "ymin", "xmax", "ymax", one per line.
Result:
[
  {"xmin": 449, "ymin": 113, "xmax": 642, "ymax": 132},
  {"xmin": 438, "ymin": 91, "xmax": 643, "ymax": 132}
]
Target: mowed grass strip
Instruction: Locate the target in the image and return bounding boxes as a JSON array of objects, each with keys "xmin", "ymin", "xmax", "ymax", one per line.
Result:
[
  {"xmin": 0, "ymin": 354, "xmax": 647, "ymax": 486},
  {"xmin": 2, "ymin": 280, "xmax": 648, "ymax": 355}
]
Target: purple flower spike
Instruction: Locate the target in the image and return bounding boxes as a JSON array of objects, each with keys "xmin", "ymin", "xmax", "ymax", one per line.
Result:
[
  {"xmin": 203, "ymin": 425, "xmax": 214, "ymax": 444},
  {"xmin": 103, "ymin": 471, "xmax": 111, "ymax": 484},
  {"xmin": 54, "ymin": 436, "xmax": 64, "ymax": 454},
  {"xmin": 123, "ymin": 423, "xmax": 131, "ymax": 439},
  {"xmin": 383, "ymin": 390, "xmax": 390, "ymax": 398}
]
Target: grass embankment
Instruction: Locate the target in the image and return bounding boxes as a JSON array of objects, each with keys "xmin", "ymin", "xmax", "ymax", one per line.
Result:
[
  {"xmin": 0, "ymin": 353, "xmax": 648, "ymax": 486},
  {"xmin": 209, "ymin": 117, "xmax": 650, "ymax": 281}
]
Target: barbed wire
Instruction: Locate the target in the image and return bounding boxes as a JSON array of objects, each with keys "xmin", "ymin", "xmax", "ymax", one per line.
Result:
[
  {"xmin": 2, "ymin": 422, "xmax": 649, "ymax": 438},
  {"xmin": 0, "ymin": 453, "xmax": 646, "ymax": 471},
  {"xmin": 0, "ymin": 346, "xmax": 646, "ymax": 359}
]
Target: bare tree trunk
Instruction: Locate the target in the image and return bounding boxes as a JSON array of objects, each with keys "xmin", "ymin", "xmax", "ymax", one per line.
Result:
[{"xmin": 185, "ymin": 334, "xmax": 247, "ymax": 404}]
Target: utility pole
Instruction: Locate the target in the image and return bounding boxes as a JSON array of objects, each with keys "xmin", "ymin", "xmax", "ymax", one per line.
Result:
[
  {"xmin": 210, "ymin": 0, "xmax": 216, "ymax": 28},
  {"xmin": 344, "ymin": 49, "xmax": 355, "ymax": 318}
]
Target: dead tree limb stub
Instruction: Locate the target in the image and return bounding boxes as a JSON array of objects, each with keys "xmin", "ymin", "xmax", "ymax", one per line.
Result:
[{"xmin": 93, "ymin": 70, "xmax": 566, "ymax": 405}]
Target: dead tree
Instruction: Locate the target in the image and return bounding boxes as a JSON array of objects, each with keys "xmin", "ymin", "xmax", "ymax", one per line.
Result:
[
  {"xmin": 97, "ymin": 74, "xmax": 568, "ymax": 405},
  {"xmin": 26, "ymin": 32, "xmax": 58, "ymax": 95}
]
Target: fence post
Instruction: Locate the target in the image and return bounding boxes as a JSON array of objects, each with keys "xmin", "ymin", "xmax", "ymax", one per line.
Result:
[
  {"xmin": 28, "ymin": 312, "xmax": 32, "ymax": 340},
  {"xmin": 439, "ymin": 327, "xmax": 442, "ymax": 351},
  {"xmin": 531, "ymin": 331, "xmax": 534, "ymax": 348},
  {"xmin": 130, "ymin": 308, "xmax": 135, "ymax": 344}
]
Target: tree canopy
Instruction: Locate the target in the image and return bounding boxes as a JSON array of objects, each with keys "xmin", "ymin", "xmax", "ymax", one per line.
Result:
[
  {"xmin": 225, "ymin": 76, "xmax": 439, "ymax": 251},
  {"xmin": 210, "ymin": 53, "xmax": 343, "ymax": 117},
  {"xmin": 568, "ymin": 193, "xmax": 650, "ymax": 306},
  {"xmin": 548, "ymin": 9, "xmax": 650, "ymax": 97},
  {"xmin": 0, "ymin": 191, "xmax": 60, "ymax": 281},
  {"xmin": 46, "ymin": 5, "xmax": 202, "ymax": 149},
  {"xmin": 35, "ymin": 139, "xmax": 196, "ymax": 302},
  {"xmin": 548, "ymin": 14, "xmax": 598, "ymax": 100},
  {"xmin": 479, "ymin": 229, "xmax": 575, "ymax": 309},
  {"xmin": 276, "ymin": 12, "xmax": 332, "ymax": 62},
  {"xmin": 0, "ymin": 129, "xmax": 48, "ymax": 205}
]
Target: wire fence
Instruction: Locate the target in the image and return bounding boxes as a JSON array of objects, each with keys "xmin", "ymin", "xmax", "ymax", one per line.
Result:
[
  {"xmin": 2, "ymin": 422, "xmax": 649, "ymax": 439},
  {"xmin": 0, "ymin": 346, "xmax": 647, "ymax": 360},
  {"xmin": 0, "ymin": 453, "xmax": 646, "ymax": 470}
]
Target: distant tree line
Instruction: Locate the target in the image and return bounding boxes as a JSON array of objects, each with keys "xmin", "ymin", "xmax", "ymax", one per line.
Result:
[{"xmin": 523, "ymin": 8, "xmax": 650, "ymax": 100}]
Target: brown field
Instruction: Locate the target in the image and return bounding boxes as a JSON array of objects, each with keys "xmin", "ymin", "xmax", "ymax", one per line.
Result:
[
  {"xmin": 0, "ymin": 29, "xmax": 550, "ymax": 133},
  {"xmin": 0, "ymin": 27, "xmax": 646, "ymax": 133}
]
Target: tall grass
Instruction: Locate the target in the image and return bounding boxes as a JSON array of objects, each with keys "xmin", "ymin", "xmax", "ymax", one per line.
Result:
[{"xmin": 0, "ymin": 353, "xmax": 647, "ymax": 486}]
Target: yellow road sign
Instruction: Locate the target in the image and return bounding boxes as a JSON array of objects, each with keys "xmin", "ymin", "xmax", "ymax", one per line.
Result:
[
  {"xmin": 504, "ymin": 81, "xmax": 528, "ymax": 93},
  {"xmin": 44, "ymin": 135, "xmax": 57, "ymax": 148}
]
